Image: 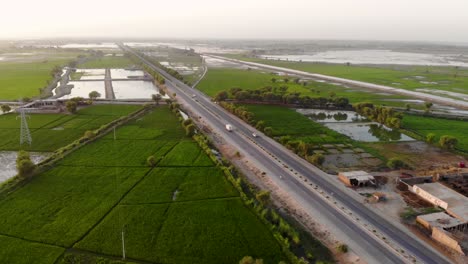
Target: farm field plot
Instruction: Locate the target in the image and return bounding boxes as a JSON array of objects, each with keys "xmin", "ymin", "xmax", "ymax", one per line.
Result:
[
  {"xmin": 402, "ymin": 114, "xmax": 468, "ymax": 152},
  {"xmin": 0, "ymin": 105, "xmax": 286, "ymax": 264},
  {"xmin": 78, "ymin": 56, "xmax": 134, "ymax": 69},
  {"xmin": 0, "ymin": 235, "xmax": 65, "ymax": 264},
  {"xmin": 243, "ymin": 104, "xmax": 349, "ymax": 144},
  {"xmin": 197, "ymin": 67, "xmax": 411, "ymax": 107},
  {"xmin": 0, "ymin": 50, "xmax": 83, "ymax": 100},
  {"xmin": 0, "ymin": 166, "xmax": 149, "ymax": 247},
  {"xmin": 225, "ymin": 55, "xmax": 468, "ymax": 95},
  {"xmin": 0, "ymin": 104, "xmax": 141, "ymax": 152}
]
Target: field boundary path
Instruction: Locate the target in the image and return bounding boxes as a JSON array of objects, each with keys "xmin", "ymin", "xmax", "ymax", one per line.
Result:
[{"xmin": 104, "ymin": 68, "xmax": 115, "ymax": 100}]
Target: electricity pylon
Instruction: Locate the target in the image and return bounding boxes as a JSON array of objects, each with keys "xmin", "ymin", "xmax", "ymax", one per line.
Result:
[{"xmin": 17, "ymin": 108, "xmax": 32, "ymax": 146}]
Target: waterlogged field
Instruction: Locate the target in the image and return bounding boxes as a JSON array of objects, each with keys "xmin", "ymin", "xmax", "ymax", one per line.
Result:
[
  {"xmin": 224, "ymin": 55, "xmax": 468, "ymax": 97},
  {"xmin": 198, "ymin": 68, "xmax": 412, "ymax": 107},
  {"xmin": 0, "ymin": 104, "xmax": 141, "ymax": 152},
  {"xmin": 243, "ymin": 104, "xmax": 349, "ymax": 144},
  {"xmin": 0, "ymin": 106, "xmax": 287, "ymax": 264},
  {"xmin": 0, "ymin": 49, "xmax": 83, "ymax": 100}
]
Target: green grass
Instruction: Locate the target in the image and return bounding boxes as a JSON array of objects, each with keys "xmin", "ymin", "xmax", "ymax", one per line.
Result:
[
  {"xmin": 0, "ymin": 166, "xmax": 149, "ymax": 247},
  {"xmin": 0, "ymin": 106, "xmax": 289, "ymax": 263},
  {"xmin": 243, "ymin": 104, "xmax": 349, "ymax": 144},
  {"xmin": 0, "ymin": 50, "xmax": 81, "ymax": 100},
  {"xmin": 122, "ymin": 167, "xmax": 238, "ymax": 204},
  {"xmin": 76, "ymin": 199, "xmax": 284, "ymax": 264},
  {"xmin": 78, "ymin": 56, "xmax": 134, "ymax": 69},
  {"xmin": 197, "ymin": 68, "xmax": 412, "ymax": 107},
  {"xmin": 0, "ymin": 104, "xmax": 142, "ymax": 152},
  {"xmin": 402, "ymin": 114, "xmax": 468, "ymax": 152},
  {"xmin": 0, "ymin": 235, "xmax": 65, "ymax": 264},
  {"xmin": 225, "ymin": 54, "xmax": 468, "ymax": 96}
]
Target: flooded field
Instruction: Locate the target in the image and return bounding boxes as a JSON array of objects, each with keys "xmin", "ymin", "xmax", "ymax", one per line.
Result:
[
  {"xmin": 59, "ymin": 43, "xmax": 118, "ymax": 49},
  {"xmin": 110, "ymin": 69, "xmax": 144, "ymax": 79},
  {"xmin": 296, "ymin": 108, "xmax": 414, "ymax": 142},
  {"xmin": 113, "ymin": 81, "xmax": 158, "ymax": 99},
  {"xmin": 261, "ymin": 50, "xmax": 468, "ymax": 67},
  {"xmin": 77, "ymin": 69, "xmax": 106, "ymax": 80},
  {"xmin": 0, "ymin": 151, "xmax": 49, "ymax": 183},
  {"xmin": 59, "ymin": 81, "xmax": 105, "ymax": 99}
]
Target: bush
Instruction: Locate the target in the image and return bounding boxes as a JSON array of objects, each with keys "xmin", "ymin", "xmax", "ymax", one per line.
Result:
[
  {"xmin": 16, "ymin": 151, "xmax": 36, "ymax": 178},
  {"xmin": 84, "ymin": 130, "xmax": 96, "ymax": 139},
  {"xmin": 66, "ymin": 101, "xmax": 77, "ymax": 114},
  {"xmin": 307, "ymin": 153, "xmax": 325, "ymax": 166},
  {"xmin": 185, "ymin": 124, "xmax": 196, "ymax": 137},
  {"xmin": 439, "ymin": 135, "xmax": 458, "ymax": 149},
  {"xmin": 387, "ymin": 158, "xmax": 409, "ymax": 169},
  {"xmin": 336, "ymin": 243, "xmax": 348, "ymax": 253},
  {"xmin": 146, "ymin": 155, "xmax": 157, "ymax": 167},
  {"xmin": 255, "ymin": 190, "xmax": 271, "ymax": 206}
]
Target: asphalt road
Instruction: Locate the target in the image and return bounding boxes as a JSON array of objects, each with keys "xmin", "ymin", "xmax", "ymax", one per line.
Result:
[
  {"xmin": 207, "ymin": 55, "xmax": 468, "ymax": 110},
  {"xmin": 121, "ymin": 44, "xmax": 453, "ymax": 264}
]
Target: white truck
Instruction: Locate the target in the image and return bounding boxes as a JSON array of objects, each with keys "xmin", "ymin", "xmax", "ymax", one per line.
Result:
[{"xmin": 225, "ymin": 124, "xmax": 233, "ymax": 132}]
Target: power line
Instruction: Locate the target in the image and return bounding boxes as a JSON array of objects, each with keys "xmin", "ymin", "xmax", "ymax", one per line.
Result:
[{"xmin": 17, "ymin": 108, "xmax": 32, "ymax": 146}]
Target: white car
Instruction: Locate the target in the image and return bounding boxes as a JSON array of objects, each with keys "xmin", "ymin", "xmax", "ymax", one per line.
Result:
[{"xmin": 252, "ymin": 133, "xmax": 258, "ymax": 138}]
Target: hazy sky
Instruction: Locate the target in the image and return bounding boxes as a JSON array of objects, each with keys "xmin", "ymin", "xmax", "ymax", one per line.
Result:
[{"xmin": 1, "ymin": 0, "xmax": 467, "ymax": 42}]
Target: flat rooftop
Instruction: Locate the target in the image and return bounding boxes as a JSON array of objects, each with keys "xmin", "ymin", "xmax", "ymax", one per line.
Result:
[
  {"xmin": 339, "ymin": 171, "xmax": 374, "ymax": 181},
  {"xmin": 414, "ymin": 182, "xmax": 468, "ymax": 222},
  {"xmin": 417, "ymin": 212, "xmax": 465, "ymax": 229}
]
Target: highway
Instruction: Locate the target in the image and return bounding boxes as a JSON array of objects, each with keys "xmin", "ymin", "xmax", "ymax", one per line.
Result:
[{"xmin": 121, "ymin": 44, "xmax": 453, "ymax": 264}]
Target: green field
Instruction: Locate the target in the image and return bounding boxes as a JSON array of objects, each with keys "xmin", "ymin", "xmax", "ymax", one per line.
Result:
[
  {"xmin": 197, "ymin": 68, "xmax": 412, "ymax": 107},
  {"xmin": 0, "ymin": 106, "xmax": 288, "ymax": 264},
  {"xmin": 402, "ymin": 114, "xmax": 468, "ymax": 152},
  {"xmin": 224, "ymin": 55, "xmax": 468, "ymax": 97},
  {"xmin": 242, "ymin": 104, "xmax": 350, "ymax": 144},
  {"xmin": 0, "ymin": 235, "xmax": 65, "ymax": 264},
  {"xmin": 0, "ymin": 104, "xmax": 141, "ymax": 152},
  {"xmin": 78, "ymin": 56, "xmax": 135, "ymax": 68}
]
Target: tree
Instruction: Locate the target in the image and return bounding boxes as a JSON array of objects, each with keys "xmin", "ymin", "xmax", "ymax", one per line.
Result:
[
  {"xmin": 283, "ymin": 78, "xmax": 289, "ymax": 83},
  {"xmin": 439, "ymin": 135, "xmax": 458, "ymax": 149},
  {"xmin": 239, "ymin": 256, "xmax": 263, "ymax": 264},
  {"xmin": 88, "ymin": 91, "xmax": 101, "ymax": 101},
  {"xmin": 152, "ymin": 94, "xmax": 162, "ymax": 105},
  {"xmin": 387, "ymin": 158, "xmax": 408, "ymax": 169},
  {"xmin": 263, "ymin": 127, "xmax": 273, "ymax": 136},
  {"xmin": 308, "ymin": 153, "xmax": 325, "ymax": 166},
  {"xmin": 1, "ymin": 104, "xmax": 11, "ymax": 113},
  {"xmin": 405, "ymin": 103, "xmax": 411, "ymax": 111},
  {"xmin": 182, "ymin": 118, "xmax": 193, "ymax": 127},
  {"xmin": 426, "ymin": 133, "xmax": 436, "ymax": 144},
  {"xmin": 337, "ymin": 244, "xmax": 348, "ymax": 253},
  {"xmin": 214, "ymin": 91, "xmax": 229, "ymax": 101},
  {"xmin": 16, "ymin": 151, "xmax": 36, "ymax": 179},
  {"xmin": 159, "ymin": 89, "xmax": 166, "ymax": 96},
  {"xmin": 256, "ymin": 190, "xmax": 270, "ymax": 206},
  {"xmin": 147, "ymin": 156, "xmax": 157, "ymax": 167},
  {"xmin": 84, "ymin": 130, "xmax": 96, "ymax": 139},
  {"xmin": 66, "ymin": 101, "xmax": 77, "ymax": 114},
  {"xmin": 255, "ymin": 120, "xmax": 266, "ymax": 131},
  {"xmin": 271, "ymin": 77, "xmax": 277, "ymax": 83},
  {"xmin": 185, "ymin": 124, "xmax": 196, "ymax": 137}
]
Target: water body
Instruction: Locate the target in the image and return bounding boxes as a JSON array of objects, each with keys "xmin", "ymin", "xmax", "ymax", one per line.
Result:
[
  {"xmin": 113, "ymin": 81, "xmax": 159, "ymax": 99},
  {"xmin": 296, "ymin": 108, "xmax": 414, "ymax": 142},
  {"xmin": 261, "ymin": 50, "xmax": 468, "ymax": 67},
  {"xmin": 110, "ymin": 69, "xmax": 144, "ymax": 79},
  {"xmin": 60, "ymin": 43, "xmax": 118, "ymax": 49},
  {"xmin": 59, "ymin": 81, "xmax": 105, "ymax": 99},
  {"xmin": 0, "ymin": 152, "xmax": 49, "ymax": 183}
]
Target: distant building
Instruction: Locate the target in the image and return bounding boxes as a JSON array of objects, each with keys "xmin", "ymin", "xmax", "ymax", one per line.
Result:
[{"xmin": 338, "ymin": 171, "xmax": 376, "ymax": 187}]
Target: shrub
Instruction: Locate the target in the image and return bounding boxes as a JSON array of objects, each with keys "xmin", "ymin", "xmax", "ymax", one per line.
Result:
[
  {"xmin": 16, "ymin": 151, "xmax": 36, "ymax": 178},
  {"xmin": 337, "ymin": 243, "xmax": 348, "ymax": 253},
  {"xmin": 66, "ymin": 101, "xmax": 77, "ymax": 114},
  {"xmin": 439, "ymin": 135, "xmax": 458, "ymax": 149},
  {"xmin": 308, "ymin": 153, "xmax": 325, "ymax": 166},
  {"xmin": 147, "ymin": 155, "xmax": 157, "ymax": 167},
  {"xmin": 185, "ymin": 124, "xmax": 196, "ymax": 137},
  {"xmin": 387, "ymin": 158, "xmax": 409, "ymax": 169},
  {"xmin": 255, "ymin": 190, "xmax": 271, "ymax": 206}
]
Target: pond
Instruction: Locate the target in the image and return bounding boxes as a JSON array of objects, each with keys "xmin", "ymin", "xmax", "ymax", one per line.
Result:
[
  {"xmin": 296, "ymin": 108, "xmax": 414, "ymax": 142},
  {"xmin": 110, "ymin": 69, "xmax": 144, "ymax": 79},
  {"xmin": 59, "ymin": 81, "xmax": 105, "ymax": 99},
  {"xmin": 324, "ymin": 122, "xmax": 415, "ymax": 142},
  {"xmin": 296, "ymin": 109, "xmax": 368, "ymax": 123},
  {"xmin": 113, "ymin": 81, "xmax": 159, "ymax": 100},
  {"xmin": 0, "ymin": 152, "xmax": 49, "ymax": 183}
]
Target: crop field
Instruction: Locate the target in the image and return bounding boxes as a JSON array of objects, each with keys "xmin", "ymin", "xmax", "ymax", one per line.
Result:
[
  {"xmin": 225, "ymin": 55, "xmax": 468, "ymax": 96},
  {"xmin": 243, "ymin": 104, "xmax": 350, "ymax": 144},
  {"xmin": 78, "ymin": 56, "xmax": 135, "ymax": 69},
  {"xmin": 402, "ymin": 114, "xmax": 468, "ymax": 152},
  {"xmin": 0, "ymin": 104, "xmax": 141, "ymax": 152},
  {"xmin": 0, "ymin": 49, "xmax": 83, "ymax": 100},
  {"xmin": 197, "ymin": 68, "xmax": 413, "ymax": 107},
  {"xmin": 0, "ymin": 106, "xmax": 286, "ymax": 264}
]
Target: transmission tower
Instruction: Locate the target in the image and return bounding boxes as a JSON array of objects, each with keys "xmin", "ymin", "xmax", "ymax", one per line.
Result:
[{"xmin": 17, "ymin": 108, "xmax": 32, "ymax": 146}]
